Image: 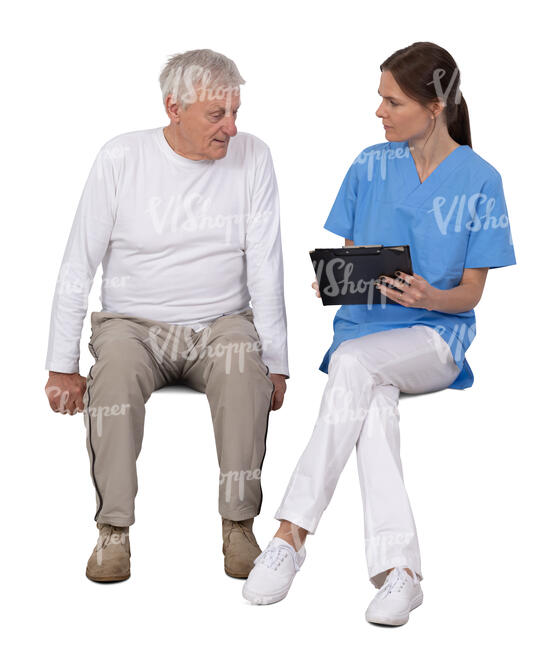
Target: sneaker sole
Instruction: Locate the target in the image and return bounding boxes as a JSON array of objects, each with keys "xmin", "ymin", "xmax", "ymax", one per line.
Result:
[
  {"xmin": 365, "ymin": 592, "xmax": 424, "ymax": 626},
  {"xmin": 242, "ymin": 583, "xmax": 292, "ymax": 605}
]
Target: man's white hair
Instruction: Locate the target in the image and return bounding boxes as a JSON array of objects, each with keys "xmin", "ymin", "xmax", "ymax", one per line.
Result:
[{"xmin": 159, "ymin": 49, "xmax": 245, "ymax": 110}]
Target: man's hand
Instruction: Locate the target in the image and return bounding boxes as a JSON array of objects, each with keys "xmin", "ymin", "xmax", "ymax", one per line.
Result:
[
  {"xmin": 312, "ymin": 280, "xmax": 321, "ymax": 298},
  {"xmin": 45, "ymin": 371, "xmax": 87, "ymax": 415},
  {"xmin": 269, "ymin": 373, "xmax": 287, "ymax": 411}
]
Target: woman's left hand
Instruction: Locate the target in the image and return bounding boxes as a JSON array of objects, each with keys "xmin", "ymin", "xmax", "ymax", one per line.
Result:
[{"xmin": 375, "ymin": 271, "xmax": 439, "ymax": 311}]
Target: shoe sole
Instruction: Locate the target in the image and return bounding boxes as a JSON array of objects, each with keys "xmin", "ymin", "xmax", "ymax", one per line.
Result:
[
  {"xmin": 224, "ymin": 568, "xmax": 249, "ymax": 579},
  {"xmin": 365, "ymin": 593, "xmax": 424, "ymax": 626},
  {"xmin": 242, "ymin": 583, "xmax": 291, "ymax": 605},
  {"xmin": 86, "ymin": 570, "xmax": 131, "ymax": 583}
]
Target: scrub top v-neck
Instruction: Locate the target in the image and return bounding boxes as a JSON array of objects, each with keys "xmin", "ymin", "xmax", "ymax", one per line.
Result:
[{"xmin": 319, "ymin": 140, "xmax": 516, "ymax": 390}]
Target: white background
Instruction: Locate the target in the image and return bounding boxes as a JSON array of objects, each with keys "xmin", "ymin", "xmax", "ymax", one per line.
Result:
[{"xmin": 1, "ymin": 1, "xmax": 549, "ymax": 648}]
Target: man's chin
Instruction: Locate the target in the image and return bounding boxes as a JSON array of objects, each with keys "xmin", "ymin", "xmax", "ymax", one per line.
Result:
[{"xmin": 209, "ymin": 146, "xmax": 229, "ymax": 160}]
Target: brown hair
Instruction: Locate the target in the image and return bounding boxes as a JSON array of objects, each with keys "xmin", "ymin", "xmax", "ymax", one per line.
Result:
[{"xmin": 380, "ymin": 42, "xmax": 472, "ymax": 148}]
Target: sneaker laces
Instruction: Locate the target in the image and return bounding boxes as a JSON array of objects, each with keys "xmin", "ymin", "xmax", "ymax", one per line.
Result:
[
  {"xmin": 379, "ymin": 567, "xmax": 418, "ymax": 597},
  {"xmin": 255, "ymin": 540, "xmax": 301, "ymax": 571}
]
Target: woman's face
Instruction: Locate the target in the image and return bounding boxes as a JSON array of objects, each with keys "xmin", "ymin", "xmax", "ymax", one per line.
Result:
[{"xmin": 375, "ymin": 70, "xmax": 440, "ymax": 142}]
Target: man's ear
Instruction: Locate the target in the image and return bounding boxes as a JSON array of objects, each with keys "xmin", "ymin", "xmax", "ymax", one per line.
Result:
[{"xmin": 165, "ymin": 94, "xmax": 181, "ymax": 122}]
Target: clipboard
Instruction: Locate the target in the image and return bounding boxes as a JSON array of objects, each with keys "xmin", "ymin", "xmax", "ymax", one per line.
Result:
[{"xmin": 309, "ymin": 244, "xmax": 413, "ymax": 306}]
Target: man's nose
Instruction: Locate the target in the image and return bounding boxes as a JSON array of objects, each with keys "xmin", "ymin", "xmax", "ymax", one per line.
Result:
[{"xmin": 221, "ymin": 115, "xmax": 238, "ymax": 137}]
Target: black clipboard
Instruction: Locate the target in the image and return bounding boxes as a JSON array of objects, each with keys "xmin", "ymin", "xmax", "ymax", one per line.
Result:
[{"xmin": 309, "ymin": 244, "xmax": 413, "ymax": 306}]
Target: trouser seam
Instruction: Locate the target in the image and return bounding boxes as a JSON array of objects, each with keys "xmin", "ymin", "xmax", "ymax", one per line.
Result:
[
  {"xmin": 254, "ymin": 364, "xmax": 275, "ymax": 516},
  {"xmin": 86, "ymin": 364, "xmax": 104, "ymax": 522}
]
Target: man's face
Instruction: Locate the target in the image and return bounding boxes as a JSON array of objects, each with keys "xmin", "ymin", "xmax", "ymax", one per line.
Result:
[{"xmin": 171, "ymin": 89, "xmax": 241, "ymax": 160}]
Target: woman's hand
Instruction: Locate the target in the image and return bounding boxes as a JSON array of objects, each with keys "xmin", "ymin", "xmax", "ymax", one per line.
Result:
[
  {"xmin": 375, "ymin": 271, "xmax": 439, "ymax": 311},
  {"xmin": 312, "ymin": 280, "xmax": 321, "ymax": 298}
]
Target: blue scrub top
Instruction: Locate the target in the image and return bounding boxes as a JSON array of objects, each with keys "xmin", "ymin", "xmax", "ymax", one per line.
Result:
[{"xmin": 319, "ymin": 141, "xmax": 516, "ymax": 389}]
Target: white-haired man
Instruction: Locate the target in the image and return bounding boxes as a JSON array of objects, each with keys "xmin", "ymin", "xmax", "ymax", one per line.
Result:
[{"xmin": 44, "ymin": 49, "xmax": 289, "ymax": 582}]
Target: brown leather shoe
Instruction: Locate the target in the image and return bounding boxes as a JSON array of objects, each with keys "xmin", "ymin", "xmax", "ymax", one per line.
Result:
[
  {"xmin": 86, "ymin": 522, "xmax": 131, "ymax": 582},
  {"xmin": 222, "ymin": 517, "xmax": 262, "ymax": 578}
]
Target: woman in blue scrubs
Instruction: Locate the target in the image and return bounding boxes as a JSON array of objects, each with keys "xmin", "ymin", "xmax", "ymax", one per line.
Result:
[{"xmin": 243, "ymin": 42, "xmax": 516, "ymax": 625}]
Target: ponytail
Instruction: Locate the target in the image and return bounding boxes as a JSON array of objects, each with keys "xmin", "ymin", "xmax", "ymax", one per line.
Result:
[{"xmin": 447, "ymin": 94, "xmax": 472, "ymax": 148}]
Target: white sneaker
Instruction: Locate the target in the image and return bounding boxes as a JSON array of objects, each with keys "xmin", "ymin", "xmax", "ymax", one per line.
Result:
[
  {"xmin": 242, "ymin": 537, "xmax": 306, "ymax": 605},
  {"xmin": 365, "ymin": 567, "xmax": 423, "ymax": 626}
]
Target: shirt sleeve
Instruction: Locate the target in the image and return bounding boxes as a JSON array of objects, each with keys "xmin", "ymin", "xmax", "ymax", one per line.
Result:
[
  {"xmin": 323, "ymin": 161, "xmax": 359, "ymax": 240},
  {"xmin": 464, "ymin": 172, "xmax": 516, "ymax": 269},
  {"xmin": 245, "ymin": 145, "xmax": 290, "ymax": 379},
  {"xmin": 45, "ymin": 145, "xmax": 118, "ymax": 373}
]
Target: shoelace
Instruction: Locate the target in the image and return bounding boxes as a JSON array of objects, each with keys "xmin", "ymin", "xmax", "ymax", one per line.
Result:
[
  {"xmin": 97, "ymin": 524, "xmax": 127, "ymax": 550},
  {"xmin": 379, "ymin": 567, "xmax": 418, "ymax": 597},
  {"xmin": 230, "ymin": 520, "xmax": 251, "ymax": 536},
  {"xmin": 256, "ymin": 541, "xmax": 301, "ymax": 571}
]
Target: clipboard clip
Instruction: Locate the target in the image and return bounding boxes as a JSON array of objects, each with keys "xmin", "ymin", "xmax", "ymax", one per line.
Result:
[{"xmin": 336, "ymin": 244, "xmax": 384, "ymax": 256}]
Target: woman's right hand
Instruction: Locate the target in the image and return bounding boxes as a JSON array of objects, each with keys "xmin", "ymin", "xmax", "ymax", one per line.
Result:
[{"xmin": 312, "ymin": 280, "xmax": 321, "ymax": 298}]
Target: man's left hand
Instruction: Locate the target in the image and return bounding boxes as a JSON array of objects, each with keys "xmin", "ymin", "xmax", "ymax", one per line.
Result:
[{"xmin": 269, "ymin": 374, "xmax": 287, "ymax": 411}]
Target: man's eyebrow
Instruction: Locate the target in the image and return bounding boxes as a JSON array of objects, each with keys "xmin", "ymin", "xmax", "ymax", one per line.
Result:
[
  {"xmin": 207, "ymin": 104, "xmax": 241, "ymax": 113},
  {"xmin": 207, "ymin": 103, "xmax": 241, "ymax": 112}
]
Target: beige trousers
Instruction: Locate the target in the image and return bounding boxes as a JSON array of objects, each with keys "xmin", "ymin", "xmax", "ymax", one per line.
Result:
[{"xmin": 83, "ymin": 308, "xmax": 275, "ymax": 526}]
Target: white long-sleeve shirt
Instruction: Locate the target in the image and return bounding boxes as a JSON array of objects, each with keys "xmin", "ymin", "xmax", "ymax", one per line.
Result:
[{"xmin": 45, "ymin": 127, "xmax": 289, "ymax": 378}]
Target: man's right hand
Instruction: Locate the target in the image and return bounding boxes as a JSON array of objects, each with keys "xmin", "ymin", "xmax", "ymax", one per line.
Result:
[
  {"xmin": 312, "ymin": 280, "xmax": 321, "ymax": 299},
  {"xmin": 45, "ymin": 372, "xmax": 87, "ymax": 415},
  {"xmin": 311, "ymin": 238, "xmax": 352, "ymax": 300}
]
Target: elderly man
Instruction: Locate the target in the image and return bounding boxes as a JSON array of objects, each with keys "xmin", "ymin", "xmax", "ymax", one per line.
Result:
[{"xmin": 44, "ymin": 49, "xmax": 289, "ymax": 583}]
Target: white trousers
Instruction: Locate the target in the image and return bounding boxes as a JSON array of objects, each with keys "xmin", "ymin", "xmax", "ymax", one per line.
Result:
[{"xmin": 275, "ymin": 325, "xmax": 461, "ymax": 588}]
